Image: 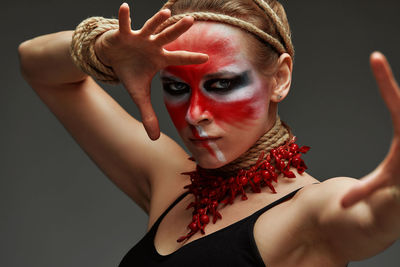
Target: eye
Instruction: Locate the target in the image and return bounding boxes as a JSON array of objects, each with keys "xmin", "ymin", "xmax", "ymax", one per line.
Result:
[
  {"xmin": 162, "ymin": 81, "xmax": 190, "ymax": 96},
  {"xmin": 203, "ymin": 78, "xmax": 235, "ymax": 94},
  {"xmin": 203, "ymin": 71, "xmax": 251, "ymax": 95},
  {"xmin": 210, "ymin": 79, "xmax": 232, "ymax": 91}
]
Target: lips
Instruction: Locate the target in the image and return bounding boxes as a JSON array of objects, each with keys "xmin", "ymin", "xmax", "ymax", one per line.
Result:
[
  {"xmin": 189, "ymin": 136, "xmax": 221, "ymax": 144},
  {"xmin": 190, "ymin": 135, "xmax": 219, "ymax": 140},
  {"xmin": 189, "ymin": 136, "xmax": 221, "ymax": 148}
]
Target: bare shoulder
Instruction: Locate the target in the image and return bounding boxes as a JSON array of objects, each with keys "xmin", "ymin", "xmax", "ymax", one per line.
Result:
[
  {"xmin": 254, "ymin": 176, "xmax": 361, "ymax": 266},
  {"xmin": 290, "ymin": 176, "xmax": 363, "ymax": 219},
  {"xmin": 316, "ymin": 176, "xmax": 360, "ymax": 189},
  {"xmin": 298, "ymin": 177, "xmax": 360, "ymax": 204}
]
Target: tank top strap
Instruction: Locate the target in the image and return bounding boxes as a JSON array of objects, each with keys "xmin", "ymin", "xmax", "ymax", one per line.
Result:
[
  {"xmin": 251, "ymin": 187, "xmax": 303, "ymax": 219},
  {"xmin": 149, "ymin": 191, "xmax": 190, "ymax": 233},
  {"xmin": 249, "ymin": 182, "xmax": 320, "ymax": 220}
]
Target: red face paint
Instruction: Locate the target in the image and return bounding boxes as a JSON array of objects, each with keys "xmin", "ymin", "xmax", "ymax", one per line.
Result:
[{"xmin": 163, "ymin": 24, "xmax": 265, "ymax": 131}]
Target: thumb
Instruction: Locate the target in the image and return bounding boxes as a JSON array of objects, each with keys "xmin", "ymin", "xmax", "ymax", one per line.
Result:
[{"xmin": 341, "ymin": 170, "xmax": 386, "ymax": 208}]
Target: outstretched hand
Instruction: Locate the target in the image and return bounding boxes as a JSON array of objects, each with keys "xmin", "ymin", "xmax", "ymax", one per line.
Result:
[
  {"xmin": 342, "ymin": 52, "xmax": 400, "ymax": 208},
  {"xmin": 95, "ymin": 3, "xmax": 208, "ymax": 140}
]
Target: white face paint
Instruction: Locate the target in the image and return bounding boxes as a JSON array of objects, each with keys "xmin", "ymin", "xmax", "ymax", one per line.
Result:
[
  {"xmin": 199, "ymin": 65, "xmax": 264, "ymax": 103},
  {"xmin": 194, "ymin": 125, "xmax": 226, "ymax": 163}
]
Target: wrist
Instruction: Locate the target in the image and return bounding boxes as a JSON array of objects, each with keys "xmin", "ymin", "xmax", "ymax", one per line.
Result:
[
  {"xmin": 70, "ymin": 16, "xmax": 119, "ymax": 84},
  {"xmin": 94, "ymin": 30, "xmax": 115, "ymax": 67}
]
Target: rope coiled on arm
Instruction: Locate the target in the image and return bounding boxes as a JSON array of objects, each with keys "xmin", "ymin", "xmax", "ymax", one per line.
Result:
[{"xmin": 70, "ymin": 16, "xmax": 120, "ymax": 84}]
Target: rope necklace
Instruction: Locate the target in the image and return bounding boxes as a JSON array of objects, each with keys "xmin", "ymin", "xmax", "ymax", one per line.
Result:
[{"xmin": 177, "ymin": 118, "xmax": 310, "ymax": 243}]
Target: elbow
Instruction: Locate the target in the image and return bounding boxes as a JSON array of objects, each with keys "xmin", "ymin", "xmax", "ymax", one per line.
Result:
[
  {"xmin": 18, "ymin": 40, "xmax": 33, "ymax": 82},
  {"xmin": 18, "ymin": 39, "xmax": 41, "ymax": 84}
]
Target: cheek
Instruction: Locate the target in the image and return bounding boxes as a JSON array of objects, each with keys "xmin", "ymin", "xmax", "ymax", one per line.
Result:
[
  {"xmin": 165, "ymin": 101, "xmax": 188, "ymax": 131},
  {"xmin": 207, "ymin": 98, "xmax": 261, "ymax": 127},
  {"xmin": 208, "ymin": 84, "xmax": 269, "ymax": 128}
]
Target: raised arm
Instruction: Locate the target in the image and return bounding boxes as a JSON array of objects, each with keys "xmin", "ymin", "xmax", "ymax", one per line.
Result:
[
  {"xmin": 302, "ymin": 52, "xmax": 400, "ymax": 262},
  {"xmin": 18, "ymin": 3, "xmax": 207, "ymax": 213}
]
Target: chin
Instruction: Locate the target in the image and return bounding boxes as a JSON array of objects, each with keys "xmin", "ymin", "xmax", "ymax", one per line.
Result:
[{"xmin": 194, "ymin": 154, "xmax": 229, "ymax": 169}]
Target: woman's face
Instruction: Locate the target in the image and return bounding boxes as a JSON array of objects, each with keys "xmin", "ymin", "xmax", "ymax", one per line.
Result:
[{"xmin": 161, "ymin": 22, "xmax": 276, "ymax": 168}]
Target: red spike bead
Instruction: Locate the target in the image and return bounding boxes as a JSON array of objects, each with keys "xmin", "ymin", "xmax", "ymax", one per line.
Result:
[
  {"xmin": 268, "ymin": 165, "xmax": 275, "ymax": 172},
  {"xmin": 277, "ymin": 160, "xmax": 286, "ymax": 170},
  {"xmin": 240, "ymin": 176, "xmax": 248, "ymax": 185},
  {"xmin": 262, "ymin": 170, "xmax": 271, "ymax": 180},
  {"xmin": 189, "ymin": 222, "xmax": 198, "ymax": 232},
  {"xmin": 253, "ymin": 174, "xmax": 262, "ymax": 184},
  {"xmin": 289, "ymin": 143, "xmax": 299, "ymax": 153},
  {"xmin": 200, "ymin": 214, "xmax": 210, "ymax": 224}
]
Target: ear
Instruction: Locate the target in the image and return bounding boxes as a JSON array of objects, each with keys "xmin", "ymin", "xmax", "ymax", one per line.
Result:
[{"xmin": 270, "ymin": 53, "xmax": 293, "ymax": 103}]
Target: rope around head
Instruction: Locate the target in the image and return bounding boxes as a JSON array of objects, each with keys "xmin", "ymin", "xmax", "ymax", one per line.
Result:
[
  {"xmin": 251, "ymin": 0, "xmax": 294, "ymax": 57},
  {"xmin": 159, "ymin": 0, "xmax": 294, "ymax": 58},
  {"xmin": 70, "ymin": 1, "xmax": 293, "ymax": 83},
  {"xmin": 156, "ymin": 12, "xmax": 287, "ymax": 55}
]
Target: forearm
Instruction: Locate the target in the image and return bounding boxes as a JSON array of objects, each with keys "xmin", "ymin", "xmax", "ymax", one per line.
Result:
[{"xmin": 18, "ymin": 31, "xmax": 88, "ymax": 85}]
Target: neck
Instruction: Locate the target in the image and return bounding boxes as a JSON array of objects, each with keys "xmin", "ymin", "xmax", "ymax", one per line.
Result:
[{"xmin": 203, "ymin": 116, "xmax": 291, "ymax": 176}]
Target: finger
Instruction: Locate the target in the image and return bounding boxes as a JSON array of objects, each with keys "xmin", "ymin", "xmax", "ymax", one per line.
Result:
[
  {"xmin": 341, "ymin": 172, "xmax": 386, "ymax": 208},
  {"xmin": 164, "ymin": 50, "xmax": 209, "ymax": 66},
  {"xmin": 126, "ymin": 84, "xmax": 161, "ymax": 140},
  {"xmin": 371, "ymin": 52, "xmax": 399, "ymax": 93},
  {"xmin": 153, "ymin": 16, "xmax": 194, "ymax": 45},
  {"xmin": 370, "ymin": 52, "xmax": 400, "ymax": 128},
  {"xmin": 119, "ymin": 3, "xmax": 132, "ymax": 34},
  {"xmin": 141, "ymin": 9, "xmax": 171, "ymax": 36},
  {"xmin": 136, "ymin": 98, "xmax": 161, "ymax": 140}
]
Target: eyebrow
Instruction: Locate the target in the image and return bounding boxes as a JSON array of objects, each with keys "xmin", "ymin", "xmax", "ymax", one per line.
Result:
[
  {"xmin": 160, "ymin": 70, "xmax": 251, "ymax": 82},
  {"xmin": 203, "ymin": 70, "xmax": 249, "ymax": 80},
  {"xmin": 160, "ymin": 75, "xmax": 184, "ymax": 83}
]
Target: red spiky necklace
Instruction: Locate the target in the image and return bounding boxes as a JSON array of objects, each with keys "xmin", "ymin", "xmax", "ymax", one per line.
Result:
[{"xmin": 177, "ymin": 136, "xmax": 310, "ymax": 243}]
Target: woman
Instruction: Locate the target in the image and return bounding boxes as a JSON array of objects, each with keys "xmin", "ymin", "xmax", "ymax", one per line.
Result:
[{"xmin": 18, "ymin": 0, "xmax": 400, "ymax": 266}]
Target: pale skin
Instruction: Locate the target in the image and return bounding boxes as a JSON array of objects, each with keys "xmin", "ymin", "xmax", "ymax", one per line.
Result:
[{"xmin": 18, "ymin": 2, "xmax": 400, "ymax": 266}]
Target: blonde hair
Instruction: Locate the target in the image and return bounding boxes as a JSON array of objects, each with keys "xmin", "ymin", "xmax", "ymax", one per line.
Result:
[{"xmin": 159, "ymin": 0, "xmax": 293, "ymax": 74}]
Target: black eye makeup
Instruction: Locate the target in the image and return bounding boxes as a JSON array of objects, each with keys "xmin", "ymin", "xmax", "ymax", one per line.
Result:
[
  {"xmin": 161, "ymin": 77, "xmax": 190, "ymax": 96},
  {"xmin": 203, "ymin": 71, "xmax": 251, "ymax": 94}
]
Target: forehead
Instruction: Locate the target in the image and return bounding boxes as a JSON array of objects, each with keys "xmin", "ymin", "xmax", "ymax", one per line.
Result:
[
  {"xmin": 164, "ymin": 22, "xmax": 244, "ymax": 54},
  {"xmin": 163, "ymin": 22, "xmax": 250, "ymax": 75}
]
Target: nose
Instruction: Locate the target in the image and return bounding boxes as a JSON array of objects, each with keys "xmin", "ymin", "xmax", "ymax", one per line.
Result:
[{"xmin": 185, "ymin": 91, "xmax": 213, "ymax": 125}]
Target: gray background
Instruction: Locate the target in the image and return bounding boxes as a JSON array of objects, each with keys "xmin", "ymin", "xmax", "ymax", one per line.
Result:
[{"xmin": 2, "ymin": 0, "xmax": 400, "ymax": 266}]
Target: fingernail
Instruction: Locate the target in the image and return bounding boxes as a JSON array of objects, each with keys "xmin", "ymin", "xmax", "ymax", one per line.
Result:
[
  {"xmin": 162, "ymin": 8, "xmax": 171, "ymax": 15},
  {"xmin": 150, "ymin": 132, "xmax": 160, "ymax": 141}
]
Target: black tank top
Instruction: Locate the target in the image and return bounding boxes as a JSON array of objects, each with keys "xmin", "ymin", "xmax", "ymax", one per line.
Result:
[{"xmin": 118, "ymin": 188, "xmax": 303, "ymax": 267}]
